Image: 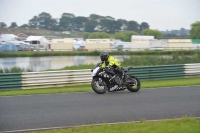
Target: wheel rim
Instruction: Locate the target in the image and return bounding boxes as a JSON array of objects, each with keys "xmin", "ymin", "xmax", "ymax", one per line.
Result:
[
  {"xmin": 128, "ymin": 78, "xmax": 139, "ymax": 89},
  {"xmin": 94, "ymin": 78, "xmax": 106, "ymax": 92}
]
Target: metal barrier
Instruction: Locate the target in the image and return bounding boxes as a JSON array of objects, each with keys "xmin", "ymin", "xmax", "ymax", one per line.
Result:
[
  {"xmin": 127, "ymin": 64, "xmax": 185, "ymax": 80},
  {"xmin": 0, "ymin": 63, "xmax": 200, "ymax": 90},
  {"xmin": 184, "ymin": 63, "xmax": 200, "ymax": 77}
]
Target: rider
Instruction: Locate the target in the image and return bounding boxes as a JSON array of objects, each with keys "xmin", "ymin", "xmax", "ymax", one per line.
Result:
[
  {"xmin": 100, "ymin": 51, "xmax": 119, "ymax": 67},
  {"xmin": 99, "ymin": 51, "xmax": 123, "ymax": 76}
]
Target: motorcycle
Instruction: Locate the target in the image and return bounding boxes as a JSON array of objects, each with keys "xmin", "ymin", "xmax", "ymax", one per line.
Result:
[{"xmin": 91, "ymin": 62, "xmax": 141, "ymax": 94}]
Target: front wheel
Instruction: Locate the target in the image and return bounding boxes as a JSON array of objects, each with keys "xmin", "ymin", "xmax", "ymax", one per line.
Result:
[
  {"xmin": 91, "ymin": 77, "xmax": 107, "ymax": 94},
  {"xmin": 126, "ymin": 76, "xmax": 141, "ymax": 92}
]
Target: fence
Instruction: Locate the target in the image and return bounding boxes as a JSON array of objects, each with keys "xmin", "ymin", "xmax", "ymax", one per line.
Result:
[
  {"xmin": 12, "ymin": 47, "xmax": 200, "ymax": 52},
  {"xmin": 0, "ymin": 63, "xmax": 200, "ymax": 90},
  {"xmin": 48, "ymin": 47, "xmax": 198, "ymax": 52}
]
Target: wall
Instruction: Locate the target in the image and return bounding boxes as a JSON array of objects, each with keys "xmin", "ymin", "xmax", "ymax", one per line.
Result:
[
  {"xmin": 131, "ymin": 35, "xmax": 154, "ymax": 40},
  {"xmin": 130, "ymin": 40, "xmax": 150, "ymax": 51},
  {"xmin": 130, "ymin": 36, "xmax": 154, "ymax": 51},
  {"xmin": 149, "ymin": 40, "xmax": 166, "ymax": 50},
  {"xmin": 51, "ymin": 38, "xmax": 74, "ymax": 51},
  {"xmin": 85, "ymin": 39, "xmax": 111, "ymax": 51},
  {"xmin": 166, "ymin": 39, "xmax": 192, "ymax": 50}
]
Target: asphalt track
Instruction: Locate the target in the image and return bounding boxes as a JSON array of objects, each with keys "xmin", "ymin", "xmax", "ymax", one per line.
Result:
[{"xmin": 0, "ymin": 86, "xmax": 200, "ymax": 132}]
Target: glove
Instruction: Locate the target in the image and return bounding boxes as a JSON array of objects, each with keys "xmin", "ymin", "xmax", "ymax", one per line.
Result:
[{"xmin": 105, "ymin": 65, "xmax": 111, "ymax": 69}]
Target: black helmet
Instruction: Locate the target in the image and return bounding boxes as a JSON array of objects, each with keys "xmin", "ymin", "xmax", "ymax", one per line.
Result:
[{"xmin": 100, "ymin": 52, "xmax": 109, "ymax": 61}]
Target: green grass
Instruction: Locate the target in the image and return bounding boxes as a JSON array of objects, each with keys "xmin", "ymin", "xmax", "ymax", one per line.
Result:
[
  {"xmin": 1, "ymin": 50, "xmax": 200, "ymax": 57},
  {"xmin": 0, "ymin": 27, "xmax": 56, "ymax": 36},
  {"xmin": 1, "ymin": 53, "xmax": 200, "ymax": 72},
  {"xmin": 1, "ymin": 54, "xmax": 200, "ymax": 73},
  {"xmin": 25, "ymin": 118, "xmax": 200, "ymax": 133},
  {"xmin": 46, "ymin": 64, "xmax": 95, "ymax": 71},
  {"xmin": 0, "ymin": 66, "xmax": 33, "ymax": 73},
  {"xmin": 1, "ymin": 77, "xmax": 200, "ymax": 96},
  {"xmin": 44, "ymin": 53, "xmax": 200, "ymax": 71},
  {"xmin": 45, "ymin": 53, "xmax": 200, "ymax": 71},
  {"xmin": 123, "ymin": 53, "xmax": 200, "ymax": 66}
]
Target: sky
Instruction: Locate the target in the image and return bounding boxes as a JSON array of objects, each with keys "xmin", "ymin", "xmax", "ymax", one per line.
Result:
[{"xmin": 0, "ymin": 0, "xmax": 199, "ymax": 31}]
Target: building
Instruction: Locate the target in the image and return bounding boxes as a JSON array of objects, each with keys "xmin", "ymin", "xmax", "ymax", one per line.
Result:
[
  {"xmin": 166, "ymin": 39, "xmax": 192, "ymax": 50},
  {"xmin": 149, "ymin": 40, "xmax": 166, "ymax": 50},
  {"xmin": 130, "ymin": 35, "xmax": 154, "ymax": 51},
  {"xmin": 26, "ymin": 36, "xmax": 50, "ymax": 51},
  {"xmin": 85, "ymin": 39, "xmax": 111, "ymax": 51},
  {"xmin": 44, "ymin": 36, "xmax": 62, "ymax": 42},
  {"xmin": 50, "ymin": 38, "xmax": 74, "ymax": 51}
]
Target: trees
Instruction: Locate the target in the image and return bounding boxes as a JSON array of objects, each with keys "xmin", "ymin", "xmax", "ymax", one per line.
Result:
[
  {"xmin": 10, "ymin": 22, "xmax": 18, "ymax": 28},
  {"xmin": 140, "ymin": 22, "xmax": 149, "ymax": 33},
  {"xmin": 28, "ymin": 12, "xmax": 59, "ymax": 30},
  {"xmin": 190, "ymin": 21, "xmax": 200, "ymax": 39},
  {"xmin": 73, "ymin": 16, "xmax": 88, "ymax": 31},
  {"xmin": 142, "ymin": 29, "xmax": 162, "ymax": 39},
  {"xmin": 38, "ymin": 12, "xmax": 57, "ymax": 30},
  {"xmin": 127, "ymin": 21, "xmax": 140, "ymax": 33},
  {"xmin": 0, "ymin": 22, "xmax": 7, "ymax": 28},
  {"xmin": 83, "ymin": 32, "xmax": 91, "ymax": 39},
  {"xmin": 29, "ymin": 16, "xmax": 38, "ymax": 28},
  {"xmin": 88, "ymin": 32, "xmax": 110, "ymax": 39},
  {"xmin": 114, "ymin": 32, "xmax": 125, "ymax": 41},
  {"xmin": 180, "ymin": 28, "xmax": 187, "ymax": 35},
  {"xmin": 20, "ymin": 24, "xmax": 29, "ymax": 28},
  {"xmin": 114, "ymin": 31, "xmax": 139, "ymax": 41},
  {"xmin": 59, "ymin": 13, "xmax": 75, "ymax": 31},
  {"xmin": 89, "ymin": 14, "xmax": 104, "ymax": 22},
  {"xmin": 117, "ymin": 19, "xmax": 128, "ymax": 31},
  {"xmin": 84, "ymin": 21, "xmax": 98, "ymax": 32},
  {"xmin": 5, "ymin": 12, "xmax": 152, "ymax": 33},
  {"xmin": 83, "ymin": 32, "xmax": 110, "ymax": 39}
]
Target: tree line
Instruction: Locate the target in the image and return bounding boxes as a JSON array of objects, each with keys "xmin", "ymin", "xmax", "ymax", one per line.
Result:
[
  {"xmin": 0, "ymin": 12, "xmax": 199, "ymax": 39},
  {"xmin": 0, "ymin": 12, "xmax": 149, "ymax": 34},
  {"xmin": 81, "ymin": 29, "xmax": 162, "ymax": 41}
]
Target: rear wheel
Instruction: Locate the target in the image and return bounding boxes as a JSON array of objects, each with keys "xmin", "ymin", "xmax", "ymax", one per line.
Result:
[
  {"xmin": 91, "ymin": 77, "xmax": 107, "ymax": 94},
  {"xmin": 126, "ymin": 76, "xmax": 141, "ymax": 92}
]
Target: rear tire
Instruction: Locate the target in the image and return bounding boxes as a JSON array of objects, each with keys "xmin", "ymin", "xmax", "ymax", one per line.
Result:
[
  {"xmin": 91, "ymin": 77, "xmax": 107, "ymax": 94},
  {"xmin": 126, "ymin": 76, "xmax": 141, "ymax": 92}
]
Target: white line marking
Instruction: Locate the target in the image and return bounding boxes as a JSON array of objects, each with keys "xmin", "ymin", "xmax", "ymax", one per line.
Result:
[{"xmin": 1, "ymin": 117, "xmax": 200, "ymax": 133}]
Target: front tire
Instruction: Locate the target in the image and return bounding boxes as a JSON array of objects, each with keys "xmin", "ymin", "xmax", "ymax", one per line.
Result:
[
  {"xmin": 126, "ymin": 76, "xmax": 141, "ymax": 92},
  {"xmin": 91, "ymin": 77, "xmax": 107, "ymax": 94}
]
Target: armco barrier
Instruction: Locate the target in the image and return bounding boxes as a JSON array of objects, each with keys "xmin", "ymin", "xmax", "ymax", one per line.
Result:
[
  {"xmin": 184, "ymin": 63, "xmax": 200, "ymax": 77},
  {"xmin": 127, "ymin": 64, "xmax": 185, "ymax": 80},
  {"xmin": 0, "ymin": 63, "xmax": 200, "ymax": 90}
]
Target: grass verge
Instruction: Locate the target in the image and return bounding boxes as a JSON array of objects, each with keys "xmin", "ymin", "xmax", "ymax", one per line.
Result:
[
  {"xmin": 0, "ymin": 77, "xmax": 200, "ymax": 96},
  {"xmin": 1, "ymin": 50, "xmax": 200, "ymax": 57},
  {"xmin": 25, "ymin": 118, "xmax": 200, "ymax": 133}
]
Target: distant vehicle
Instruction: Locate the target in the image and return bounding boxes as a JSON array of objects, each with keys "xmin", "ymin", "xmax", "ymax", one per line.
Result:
[
  {"xmin": 110, "ymin": 40, "xmax": 131, "ymax": 51},
  {"xmin": 73, "ymin": 39, "xmax": 85, "ymax": 51}
]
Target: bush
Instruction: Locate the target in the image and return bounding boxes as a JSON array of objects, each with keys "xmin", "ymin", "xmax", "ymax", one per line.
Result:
[
  {"xmin": 0, "ymin": 66, "xmax": 33, "ymax": 73},
  {"xmin": 122, "ymin": 53, "xmax": 200, "ymax": 66}
]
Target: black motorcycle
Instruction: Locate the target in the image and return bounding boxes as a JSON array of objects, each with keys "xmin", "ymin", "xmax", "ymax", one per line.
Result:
[{"xmin": 91, "ymin": 62, "xmax": 141, "ymax": 94}]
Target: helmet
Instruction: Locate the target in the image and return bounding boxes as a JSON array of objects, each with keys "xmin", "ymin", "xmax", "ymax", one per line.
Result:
[{"xmin": 100, "ymin": 52, "xmax": 109, "ymax": 61}]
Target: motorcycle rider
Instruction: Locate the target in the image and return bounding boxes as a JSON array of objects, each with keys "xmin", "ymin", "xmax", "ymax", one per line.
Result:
[
  {"xmin": 100, "ymin": 51, "xmax": 120, "ymax": 68},
  {"xmin": 99, "ymin": 51, "xmax": 124, "ymax": 85}
]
